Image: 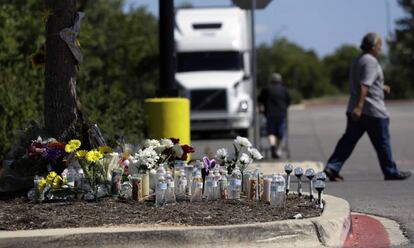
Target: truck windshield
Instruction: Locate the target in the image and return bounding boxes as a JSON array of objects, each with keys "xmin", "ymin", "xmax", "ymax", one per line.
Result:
[{"xmin": 177, "ymin": 51, "xmax": 243, "ymax": 72}]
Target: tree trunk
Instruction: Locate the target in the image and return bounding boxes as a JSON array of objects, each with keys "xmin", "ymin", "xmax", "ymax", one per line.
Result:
[{"xmin": 44, "ymin": 0, "xmax": 80, "ymax": 140}]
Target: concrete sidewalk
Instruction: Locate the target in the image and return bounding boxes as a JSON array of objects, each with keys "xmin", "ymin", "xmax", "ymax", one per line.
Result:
[{"xmin": 0, "ymin": 195, "xmax": 350, "ymax": 248}]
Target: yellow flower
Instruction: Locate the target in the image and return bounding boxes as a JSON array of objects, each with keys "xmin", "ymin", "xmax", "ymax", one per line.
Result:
[
  {"xmin": 98, "ymin": 145, "xmax": 112, "ymax": 154},
  {"xmin": 86, "ymin": 150, "xmax": 104, "ymax": 163},
  {"xmin": 65, "ymin": 139, "xmax": 81, "ymax": 153},
  {"xmin": 46, "ymin": 171, "xmax": 57, "ymax": 184},
  {"xmin": 68, "ymin": 139, "xmax": 81, "ymax": 147},
  {"xmin": 38, "ymin": 178, "xmax": 47, "ymax": 192},
  {"xmin": 76, "ymin": 150, "xmax": 88, "ymax": 158},
  {"xmin": 52, "ymin": 175, "xmax": 63, "ymax": 189}
]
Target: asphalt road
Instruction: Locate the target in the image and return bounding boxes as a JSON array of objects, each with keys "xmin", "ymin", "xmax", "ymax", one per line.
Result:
[{"xmin": 192, "ymin": 101, "xmax": 414, "ymax": 247}]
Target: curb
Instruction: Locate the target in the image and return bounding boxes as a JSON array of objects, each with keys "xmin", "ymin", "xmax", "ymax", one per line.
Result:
[{"xmin": 0, "ymin": 195, "xmax": 350, "ymax": 248}]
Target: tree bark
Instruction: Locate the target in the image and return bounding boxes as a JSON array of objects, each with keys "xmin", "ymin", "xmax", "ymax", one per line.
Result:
[{"xmin": 44, "ymin": 0, "xmax": 80, "ymax": 140}]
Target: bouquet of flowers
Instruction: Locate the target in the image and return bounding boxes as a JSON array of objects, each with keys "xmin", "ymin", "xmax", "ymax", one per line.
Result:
[
  {"xmin": 129, "ymin": 138, "xmax": 194, "ymax": 174},
  {"xmin": 215, "ymin": 136, "xmax": 263, "ymax": 174}
]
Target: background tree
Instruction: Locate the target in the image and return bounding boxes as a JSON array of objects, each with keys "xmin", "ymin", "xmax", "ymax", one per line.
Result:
[
  {"xmin": 44, "ymin": 0, "xmax": 82, "ymax": 140},
  {"xmin": 77, "ymin": 0, "xmax": 159, "ymax": 142},
  {"xmin": 0, "ymin": 0, "xmax": 45, "ymax": 160},
  {"xmin": 387, "ymin": 0, "xmax": 414, "ymax": 99},
  {"xmin": 0, "ymin": 0, "xmax": 158, "ymax": 161},
  {"xmin": 323, "ymin": 45, "xmax": 360, "ymax": 93},
  {"xmin": 257, "ymin": 38, "xmax": 336, "ymax": 103}
]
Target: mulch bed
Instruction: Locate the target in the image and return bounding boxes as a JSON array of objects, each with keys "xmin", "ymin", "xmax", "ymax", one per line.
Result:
[{"xmin": 0, "ymin": 194, "xmax": 322, "ymax": 231}]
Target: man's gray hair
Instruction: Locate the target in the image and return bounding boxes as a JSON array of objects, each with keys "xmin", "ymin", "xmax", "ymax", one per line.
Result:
[
  {"xmin": 270, "ymin": 73, "xmax": 283, "ymax": 84},
  {"xmin": 360, "ymin": 32, "xmax": 381, "ymax": 52}
]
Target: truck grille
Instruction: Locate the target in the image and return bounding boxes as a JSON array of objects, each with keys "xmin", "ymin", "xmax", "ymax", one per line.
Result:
[{"xmin": 190, "ymin": 89, "xmax": 227, "ymax": 111}]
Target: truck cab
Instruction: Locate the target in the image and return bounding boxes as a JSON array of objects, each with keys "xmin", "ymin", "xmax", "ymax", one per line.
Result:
[{"xmin": 175, "ymin": 7, "xmax": 253, "ymax": 135}]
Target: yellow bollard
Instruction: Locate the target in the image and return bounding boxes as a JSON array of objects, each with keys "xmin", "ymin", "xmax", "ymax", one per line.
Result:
[{"xmin": 144, "ymin": 97, "xmax": 190, "ymax": 147}]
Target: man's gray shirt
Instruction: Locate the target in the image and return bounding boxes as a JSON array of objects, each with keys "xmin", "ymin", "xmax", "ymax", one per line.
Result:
[{"xmin": 346, "ymin": 53, "xmax": 389, "ymax": 119}]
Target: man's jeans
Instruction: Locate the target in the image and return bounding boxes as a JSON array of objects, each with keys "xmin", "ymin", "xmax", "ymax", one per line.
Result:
[{"xmin": 326, "ymin": 113, "xmax": 399, "ymax": 176}]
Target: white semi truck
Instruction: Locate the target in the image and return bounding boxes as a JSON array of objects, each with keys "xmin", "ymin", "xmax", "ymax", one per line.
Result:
[{"xmin": 175, "ymin": 7, "xmax": 253, "ymax": 135}]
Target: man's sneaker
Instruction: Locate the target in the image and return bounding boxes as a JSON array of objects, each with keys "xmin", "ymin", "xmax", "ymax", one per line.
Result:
[
  {"xmin": 384, "ymin": 171, "xmax": 412, "ymax": 180},
  {"xmin": 323, "ymin": 167, "xmax": 344, "ymax": 182}
]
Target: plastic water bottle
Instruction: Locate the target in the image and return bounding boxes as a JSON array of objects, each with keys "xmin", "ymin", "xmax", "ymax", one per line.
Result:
[
  {"xmin": 66, "ymin": 166, "xmax": 76, "ymax": 187},
  {"xmin": 205, "ymin": 170, "xmax": 215, "ymax": 201},
  {"xmin": 191, "ymin": 170, "xmax": 203, "ymax": 202},
  {"xmin": 270, "ymin": 174, "xmax": 286, "ymax": 207},
  {"xmin": 165, "ymin": 172, "xmax": 176, "ymax": 203},
  {"xmin": 75, "ymin": 168, "xmax": 84, "ymax": 189},
  {"xmin": 229, "ymin": 167, "xmax": 242, "ymax": 200},
  {"xmin": 213, "ymin": 169, "xmax": 221, "ymax": 200},
  {"xmin": 156, "ymin": 164, "xmax": 167, "ymax": 177},
  {"xmin": 175, "ymin": 170, "xmax": 187, "ymax": 201},
  {"xmin": 184, "ymin": 163, "xmax": 193, "ymax": 195},
  {"xmin": 276, "ymin": 174, "xmax": 286, "ymax": 206},
  {"xmin": 174, "ymin": 160, "xmax": 185, "ymax": 185},
  {"xmin": 156, "ymin": 175, "xmax": 167, "ymax": 206}
]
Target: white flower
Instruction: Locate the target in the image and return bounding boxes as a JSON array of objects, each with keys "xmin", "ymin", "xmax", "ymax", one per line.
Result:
[
  {"xmin": 134, "ymin": 146, "xmax": 159, "ymax": 170},
  {"xmin": 215, "ymin": 148, "xmax": 228, "ymax": 161},
  {"xmin": 238, "ymin": 153, "xmax": 251, "ymax": 165},
  {"xmin": 234, "ymin": 136, "xmax": 252, "ymax": 148},
  {"xmin": 149, "ymin": 168, "xmax": 157, "ymax": 175},
  {"xmin": 248, "ymin": 147, "xmax": 263, "ymax": 160},
  {"xmin": 160, "ymin": 138, "xmax": 174, "ymax": 148},
  {"xmin": 155, "ymin": 138, "xmax": 175, "ymax": 154},
  {"xmin": 225, "ymin": 152, "xmax": 236, "ymax": 164},
  {"xmin": 172, "ymin": 144, "xmax": 183, "ymax": 158},
  {"xmin": 142, "ymin": 139, "xmax": 160, "ymax": 148}
]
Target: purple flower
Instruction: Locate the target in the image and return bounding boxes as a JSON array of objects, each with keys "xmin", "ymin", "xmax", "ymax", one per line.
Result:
[
  {"xmin": 203, "ymin": 156, "xmax": 216, "ymax": 172},
  {"xmin": 42, "ymin": 147, "xmax": 65, "ymax": 163}
]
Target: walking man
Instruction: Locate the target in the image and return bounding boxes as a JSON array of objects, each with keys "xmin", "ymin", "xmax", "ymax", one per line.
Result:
[
  {"xmin": 324, "ymin": 32, "xmax": 411, "ymax": 181},
  {"xmin": 258, "ymin": 73, "xmax": 291, "ymax": 159}
]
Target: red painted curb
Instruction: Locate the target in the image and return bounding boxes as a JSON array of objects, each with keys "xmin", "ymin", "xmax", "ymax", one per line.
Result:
[{"xmin": 343, "ymin": 214, "xmax": 390, "ymax": 248}]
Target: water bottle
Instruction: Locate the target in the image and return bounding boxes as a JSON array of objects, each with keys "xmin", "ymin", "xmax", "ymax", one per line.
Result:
[
  {"xmin": 174, "ymin": 160, "xmax": 185, "ymax": 184},
  {"xmin": 156, "ymin": 175, "xmax": 167, "ymax": 206},
  {"xmin": 165, "ymin": 172, "xmax": 176, "ymax": 203},
  {"xmin": 75, "ymin": 168, "xmax": 84, "ymax": 189},
  {"xmin": 66, "ymin": 166, "xmax": 76, "ymax": 187},
  {"xmin": 243, "ymin": 170, "xmax": 252, "ymax": 195},
  {"xmin": 276, "ymin": 174, "xmax": 286, "ymax": 206},
  {"xmin": 157, "ymin": 164, "xmax": 167, "ymax": 177},
  {"xmin": 270, "ymin": 174, "xmax": 286, "ymax": 207},
  {"xmin": 213, "ymin": 169, "xmax": 221, "ymax": 200},
  {"xmin": 229, "ymin": 167, "xmax": 242, "ymax": 200},
  {"xmin": 191, "ymin": 170, "xmax": 203, "ymax": 202},
  {"xmin": 205, "ymin": 170, "xmax": 215, "ymax": 201},
  {"xmin": 184, "ymin": 163, "xmax": 193, "ymax": 195},
  {"xmin": 176, "ymin": 170, "xmax": 187, "ymax": 201}
]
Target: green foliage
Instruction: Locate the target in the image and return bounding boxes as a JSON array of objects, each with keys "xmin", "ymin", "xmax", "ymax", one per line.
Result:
[
  {"xmin": 257, "ymin": 38, "xmax": 336, "ymax": 101},
  {"xmin": 77, "ymin": 0, "xmax": 159, "ymax": 142},
  {"xmin": 0, "ymin": 1, "xmax": 45, "ymax": 161},
  {"xmin": 323, "ymin": 45, "xmax": 360, "ymax": 93},
  {"xmin": 387, "ymin": 0, "xmax": 414, "ymax": 98},
  {"xmin": 0, "ymin": 0, "xmax": 159, "ymax": 161}
]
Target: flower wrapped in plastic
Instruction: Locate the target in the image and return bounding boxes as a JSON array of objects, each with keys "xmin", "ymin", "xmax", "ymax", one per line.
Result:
[{"xmin": 215, "ymin": 136, "xmax": 263, "ymax": 174}]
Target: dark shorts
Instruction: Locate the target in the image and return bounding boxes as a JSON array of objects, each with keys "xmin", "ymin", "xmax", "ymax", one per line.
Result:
[{"xmin": 266, "ymin": 116, "xmax": 287, "ymax": 139}]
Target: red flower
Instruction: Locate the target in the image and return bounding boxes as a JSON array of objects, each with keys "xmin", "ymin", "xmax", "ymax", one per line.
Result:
[
  {"xmin": 181, "ymin": 144, "xmax": 195, "ymax": 154},
  {"xmin": 47, "ymin": 141, "xmax": 65, "ymax": 150},
  {"xmin": 27, "ymin": 142, "xmax": 46, "ymax": 158},
  {"xmin": 170, "ymin": 137, "xmax": 180, "ymax": 144},
  {"xmin": 181, "ymin": 144, "xmax": 195, "ymax": 160}
]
